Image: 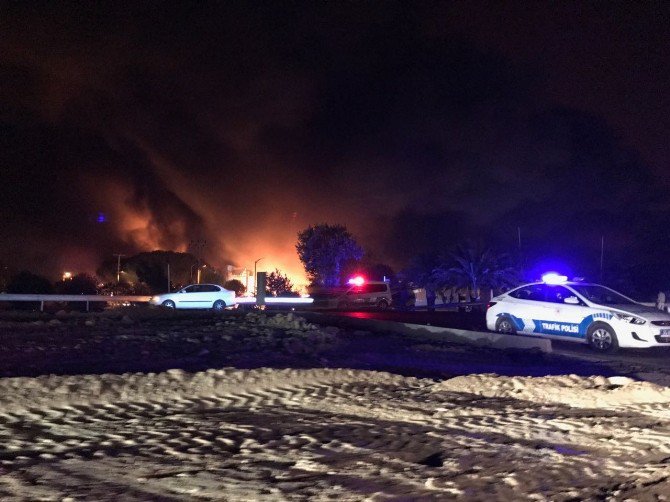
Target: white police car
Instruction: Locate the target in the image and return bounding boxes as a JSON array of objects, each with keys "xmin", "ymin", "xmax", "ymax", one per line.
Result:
[{"xmin": 486, "ymin": 274, "xmax": 670, "ymax": 352}]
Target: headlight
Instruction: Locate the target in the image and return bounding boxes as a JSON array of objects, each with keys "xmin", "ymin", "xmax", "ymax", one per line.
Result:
[{"xmin": 612, "ymin": 312, "xmax": 646, "ymax": 325}]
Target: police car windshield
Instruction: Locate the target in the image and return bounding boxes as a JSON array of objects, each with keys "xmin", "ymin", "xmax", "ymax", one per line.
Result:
[{"xmin": 570, "ymin": 285, "xmax": 635, "ymax": 305}]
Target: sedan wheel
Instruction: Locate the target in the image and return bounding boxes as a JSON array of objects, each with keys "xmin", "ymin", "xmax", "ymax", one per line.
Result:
[
  {"xmin": 588, "ymin": 323, "xmax": 619, "ymax": 352},
  {"xmin": 495, "ymin": 317, "xmax": 516, "ymax": 334},
  {"xmin": 162, "ymin": 300, "xmax": 176, "ymax": 309},
  {"xmin": 213, "ymin": 300, "xmax": 226, "ymax": 310}
]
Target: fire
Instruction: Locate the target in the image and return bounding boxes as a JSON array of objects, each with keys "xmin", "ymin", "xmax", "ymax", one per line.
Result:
[{"xmin": 218, "ymin": 233, "xmax": 309, "ymax": 292}]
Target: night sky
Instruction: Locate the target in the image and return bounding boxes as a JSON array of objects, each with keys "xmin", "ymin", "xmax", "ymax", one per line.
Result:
[{"xmin": 1, "ymin": 2, "xmax": 669, "ymax": 293}]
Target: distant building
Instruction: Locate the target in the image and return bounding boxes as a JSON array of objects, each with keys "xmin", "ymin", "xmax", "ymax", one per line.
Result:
[{"xmin": 226, "ymin": 265, "xmax": 254, "ymax": 295}]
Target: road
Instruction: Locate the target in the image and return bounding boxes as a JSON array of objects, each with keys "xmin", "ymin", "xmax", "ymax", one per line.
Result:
[{"xmin": 326, "ymin": 309, "xmax": 670, "ymax": 372}]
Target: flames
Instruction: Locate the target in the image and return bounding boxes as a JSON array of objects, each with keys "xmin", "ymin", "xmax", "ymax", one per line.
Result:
[{"xmin": 211, "ymin": 230, "xmax": 309, "ymax": 290}]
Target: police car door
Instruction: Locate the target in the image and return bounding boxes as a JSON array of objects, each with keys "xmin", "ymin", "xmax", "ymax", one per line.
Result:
[
  {"xmin": 539, "ymin": 285, "xmax": 590, "ymax": 340},
  {"xmin": 506, "ymin": 284, "xmax": 548, "ymax": 334}
]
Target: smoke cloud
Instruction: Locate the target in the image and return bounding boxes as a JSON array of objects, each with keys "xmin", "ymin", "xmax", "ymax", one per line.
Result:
[{"xmin": 1, "ymin": 3, "xmax": 668, "ymax": 292}]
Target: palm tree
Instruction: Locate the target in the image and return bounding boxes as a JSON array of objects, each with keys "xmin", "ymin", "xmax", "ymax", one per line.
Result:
[
  {"xmin": 402, "ymin": 253, "xmax": 442, "ymax": 308},
  {"xmin": 435, "ymin": 242, "xmax": 519, "ymax": 300}
]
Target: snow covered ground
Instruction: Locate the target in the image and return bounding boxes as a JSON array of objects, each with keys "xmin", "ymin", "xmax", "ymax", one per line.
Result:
[{"xmin": 0, "ymin": 309, "xmax": 669, "ymax": 500}]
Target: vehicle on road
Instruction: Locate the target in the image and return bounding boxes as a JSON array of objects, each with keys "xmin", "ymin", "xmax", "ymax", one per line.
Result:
[
  {"xmin": 486, "ymin": 274, "xmax": 670, "ymax": 352},
  {"xmin": 150, "ymin": 284, "xmax": 236, "ymax": 310},
  {"xmin": 310, "ymin": 279, "xmax": 393, "ymax": 311}
]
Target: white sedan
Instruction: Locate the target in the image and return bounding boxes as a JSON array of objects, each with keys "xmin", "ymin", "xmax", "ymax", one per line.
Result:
[
  {"xmin": 150, "ymin": 284, "xmax": 236, "ymax": 310},
  {"xmin": 486, "ymin": 274, "xmax": 670, "ymax": 352}
]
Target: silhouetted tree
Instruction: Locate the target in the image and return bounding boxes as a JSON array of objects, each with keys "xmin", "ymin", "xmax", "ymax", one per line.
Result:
[
  {"xmin": 223, "ymin": 279, "xmax": 246, "ymax": 296},
  {"xmin": 98, "ymin": 281, "xmax": 151, "ymax": 296},
  {"xmin": 54, "ymin": 273, "xmax": 98, "ymax": 295},
  {"xmin": 434, "ymin": 241, "xmax": 520, "ymax": 300},
  {"xmin": 198, "ymin": 266, "xmax": 224, "ymax": 285},
  {"xmin": 134, "ymin": 259, "xmax": 168, "ymax": 293},
  {"xmin": 7, "ymin": 270, "xmax": 54, "ymax": 294},
  {"xmin": 98, "ymin": 251, "xmax": 203, "ymax": 293},
  {"xmin": 53, "ymin": 273, "xmax": 100, "ymax": 311},
  {"xmin": 7, "ymin": 270, "xmax": 53, "ymax": 310},
  {"xmin": 266, "ymin": 269, "xmax": 296, "ymax": 297},
  {"xmin": 401, "ymin": 253, "xmax": 442, "ymax": 309},
  {"xmin": 296, "ymin": 224, "xmax": 363, "ymax": 286},
  {"xmin": 0, "ymin": 261, "xmax": 11, "ymax": 292}
]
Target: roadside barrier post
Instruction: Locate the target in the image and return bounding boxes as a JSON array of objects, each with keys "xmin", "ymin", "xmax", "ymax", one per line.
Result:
[{"xmin": 256, "ymin": 272, "xmax": 266, "ymax": 307}]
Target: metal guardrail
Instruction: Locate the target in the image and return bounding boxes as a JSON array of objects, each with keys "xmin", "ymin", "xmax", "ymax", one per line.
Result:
[
  {"xmin": 0, "ymin": 294, "xmax": 313, "ymax": 312},
  {"xmin": 236, "ymin": 297, "xmax": 314, "ymax": 305},
  {"xmin": 0, "ymin": 294, "xmax": 152, "ymax": 312}
]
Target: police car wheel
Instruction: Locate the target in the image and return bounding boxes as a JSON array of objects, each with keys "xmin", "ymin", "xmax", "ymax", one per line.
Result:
[
  {"xmin": 587, "ymin": 322, "xmax": 619, "ymax": 353},
  {"xmin": 495, "ymin": 316, "xmax": 516, "ymax": 334},
  {"xmin": 213, "ymin": 300, "xmax": 226, "ymax": 310},
  {"xmin": 162, "ymin": 300, "xmax": 176, "ymax": 309},
  {"xmin": 377, "ymin": 299, "xmax": 389, "ymax": 310}
]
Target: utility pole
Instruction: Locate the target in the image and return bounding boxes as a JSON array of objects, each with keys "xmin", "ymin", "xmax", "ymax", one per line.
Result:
[
  {"xmin": 600, "ymin": 235, "xmax": 605, "ymax": 283},
  {"xmin": 189, "ymin": 239, "xmax": 206, "ymax": 286},
  {"xmin": 516, "ymin": 227, "xmax": 525, "ymax": 282},
  {"xmin": 167, "ymin": 263, "xmax": 171, "ymax": 292},
  {"xmin": 113, "ymin": 254, "xmax": 125, "ymax": 283}
]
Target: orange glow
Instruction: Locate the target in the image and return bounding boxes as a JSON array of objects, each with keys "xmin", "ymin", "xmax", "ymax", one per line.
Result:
[{"xmin": 85, "ymin": 173, "xmax": 309, "ymax": 290}]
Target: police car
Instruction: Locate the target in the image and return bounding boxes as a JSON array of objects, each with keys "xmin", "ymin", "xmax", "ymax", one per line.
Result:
[{"xmin": 486, "ymin": 274, "xmax": 670, "ymax": 352}]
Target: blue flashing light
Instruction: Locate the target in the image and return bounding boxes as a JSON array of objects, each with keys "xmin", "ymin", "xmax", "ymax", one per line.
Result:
[{"xmin": 542, "ymin": 273, "xmax": 568, "ymax": 285}]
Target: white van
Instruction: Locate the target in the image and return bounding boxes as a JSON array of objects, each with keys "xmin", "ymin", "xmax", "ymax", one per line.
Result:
[
  {"xmin": 310, "ymin": 280, "xmax": 393, "ymax": 310},
  {"xmin": 336, "ymin": 281, "xmax": 392, "ymax": 310}
]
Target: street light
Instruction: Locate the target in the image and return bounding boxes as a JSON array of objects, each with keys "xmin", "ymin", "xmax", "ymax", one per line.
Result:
[
  {"xmin": 113, "ymin": 254, "xmax": 125, "ymax": 283},
  {"xmin": 254, "ymin": 257, "xmax": 264, "ymax": 295}
]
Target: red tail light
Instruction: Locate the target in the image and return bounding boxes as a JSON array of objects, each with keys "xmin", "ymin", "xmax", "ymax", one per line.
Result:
[{"xmin": 486, "ymin": 302, "xmax": 497, "ymax": 310}]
